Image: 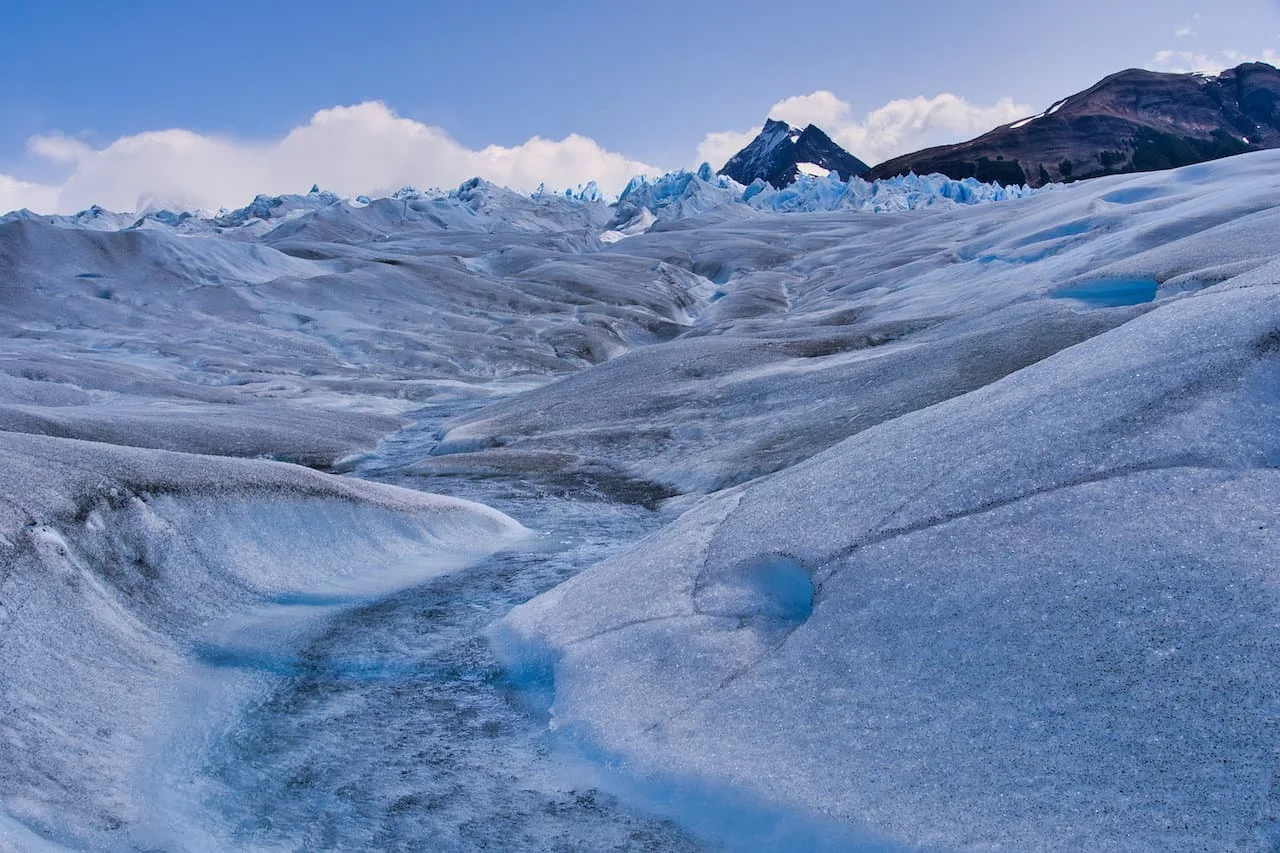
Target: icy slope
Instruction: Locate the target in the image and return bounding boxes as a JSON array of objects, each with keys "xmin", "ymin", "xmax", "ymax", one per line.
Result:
[
  {"xmin": 0, "ymin": 168, "xmax": 723, "ymax": 849},
  {"xmin": 0, "ymin": 430, "xmax": 528, "ymax": 849},
  {"xmin": 495, "ymin": 153, "xmax": 1280, "ymax": 851},
  {"xmin": 437, "ymin": 153, "xmax": 1280, "ymax": 494},
  {"xmin": 0, "ymin": 200, "xmax": 711, "ymax": 467}
]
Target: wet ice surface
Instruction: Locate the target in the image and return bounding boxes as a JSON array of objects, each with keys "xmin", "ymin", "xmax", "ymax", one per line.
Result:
[
  {"xmin": 121, "ymin": 413, "xmax": 703, "ymax": 851},
  {"xmin": 196, "ymin": 519, "xmax": 693, "ymax": 851},
  {"xmin": 1051, "ymin": 277, "xmax": 1160, "ymax": 306}
]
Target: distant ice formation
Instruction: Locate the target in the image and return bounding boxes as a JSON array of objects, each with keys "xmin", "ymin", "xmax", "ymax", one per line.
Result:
[{"xmin": 2, "ymin": 164, "xmax": 1041, "ymax": 242}]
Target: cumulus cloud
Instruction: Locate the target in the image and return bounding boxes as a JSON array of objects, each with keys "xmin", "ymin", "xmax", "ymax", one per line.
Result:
[
  {"xmin": 696, "ymin": 90, "xmax": 1029, "ymax": 170},
  {"xmin": 1150, "ymin": 47, "xmax": 1279, "ymax": 73},
  {"xmin": 834, "ymin": 94, "xmax": 1029, "ymax": 165},
  {"xmin": 767, "ymin": 91, "xmax": 852, "ymax": 130},
  {"xmin": 695, "ymin": 129, "xmax": 761, "ymax": 173},
  {"xmin": 0, "ymin": 174, "xmax": 60, "ymax": 216},
  {"xmin": 0, "ymin": 101, "xmax": 659, "ymax": 215},
  {"xmin": 26, "ymin": 133, "xmax": 93, "ymax": 164}
]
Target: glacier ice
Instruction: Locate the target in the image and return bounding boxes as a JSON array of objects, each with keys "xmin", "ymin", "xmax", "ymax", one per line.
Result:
[
  {"xmin": 0, "ymin": 150, "xmax": 1278, "ymax": 851},
  {"xmin": 495, "ymin": 154, "xmax": 1280, "ymax": 850},
  {"xmin": 2, "ymin": 163, "xmax": 1040, "ymax": 243}
]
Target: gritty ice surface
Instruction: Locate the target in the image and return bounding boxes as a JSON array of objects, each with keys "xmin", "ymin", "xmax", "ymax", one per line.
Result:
[
  {"xmin": 0, "ymin": 151, "xmax": 1278, "ymax": 851},
  {"xmin": 496, "ymin": 153, "xmax": 1280, "ymax": 851}
]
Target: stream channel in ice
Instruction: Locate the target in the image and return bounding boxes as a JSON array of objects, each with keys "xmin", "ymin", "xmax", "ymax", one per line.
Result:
[{"xmin": 115, "ymin": 399, "xmax": 705, "ymax": 852}]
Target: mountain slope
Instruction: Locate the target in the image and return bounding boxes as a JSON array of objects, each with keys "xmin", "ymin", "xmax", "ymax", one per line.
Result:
[
  {"xmin": 718, "ymin": 119, "xmax": 870, "ymax": 187},
  {"xmin": 866, "ymin": 61, "xmax": 1280, "ymax": 186}
]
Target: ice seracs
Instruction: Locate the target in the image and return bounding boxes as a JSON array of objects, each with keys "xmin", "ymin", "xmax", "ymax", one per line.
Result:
[
  {"xmin": 605, "ymin": 163, "xmax": 1037, "ymax": 233},
  {"xmin": 3, "ymin": 165, "xmax": 1041, "ymax": 245}
]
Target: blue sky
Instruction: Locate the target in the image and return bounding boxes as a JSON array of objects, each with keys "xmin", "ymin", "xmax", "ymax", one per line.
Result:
[{"xmin": 2, "ymin": 0, "xmax": 1277, "ymax": 212}]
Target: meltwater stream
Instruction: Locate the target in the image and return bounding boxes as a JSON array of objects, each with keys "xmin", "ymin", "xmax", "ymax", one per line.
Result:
[{"xmin": 130, "ymin": 408, "xmax": 704, "ymax": 852}]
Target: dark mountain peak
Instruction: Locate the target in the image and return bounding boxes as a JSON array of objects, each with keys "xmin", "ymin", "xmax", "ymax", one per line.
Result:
[
  {"xmin": 794, "ymin": 123, "xmax": 835, "ymax": 143},
  {"xmin": 718, "ymin": 119, "xmax": 869, "ymax": 188},
  {"xmin": 866, "ymin": 61, "xmax": 1280, "ymax": 187}
]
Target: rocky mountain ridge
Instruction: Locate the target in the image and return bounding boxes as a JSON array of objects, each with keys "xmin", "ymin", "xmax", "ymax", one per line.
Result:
[
  {"xmin": 717, "ymin": 119, "xmax": 869, "ymax": 187},
  {"xmin": 864, "ymin": 62, "xmax": 1280, "ymax": 186}
]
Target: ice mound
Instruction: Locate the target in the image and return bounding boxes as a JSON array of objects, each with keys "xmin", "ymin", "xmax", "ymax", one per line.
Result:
[
  {"xmin": 496, "ymin": 155, "xmax": 1280, "ymax": 851},
  {"xmin": 0, "ymin": 432, "xmax": 527, "ymax": 847},
  {"xmin": 436, "ymin": 151, "xmax": 1280, "ymax": 499}
]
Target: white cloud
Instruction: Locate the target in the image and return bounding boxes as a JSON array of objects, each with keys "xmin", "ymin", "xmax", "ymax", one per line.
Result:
[
  {"xmin": 767, "ymin": 91, "xmax": 852, "ymax": 129},
  {"xmin": 695, "ymin": 90, "xmax": 1029, "ymax": 169},
  {"xmin": 1150, "ymin": 48, "xmax": 1278, "ymax": 73},
  {"xmin": 26, "ymin": 133, "xmax": 93, "ymax": 164},
  {"xmin": 0, "ymin": 174, "xmax": 60, "ymax": 215},
  {"xmin": 695, "ymin": 128, "xmax": 762, "ymax": 172},
  {"xmin": 834, "ymin": 94, "xmax": 1028, "ymax": 165},
  {"xmin": 1175, "ymin": 15, "xmax": 1200, "ymax": 39},
  {"xmin": 0, "ymin": 101, "xmax": 659, "ymax": 215}
]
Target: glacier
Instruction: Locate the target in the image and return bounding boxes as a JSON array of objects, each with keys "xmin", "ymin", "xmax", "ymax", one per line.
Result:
[
  {"xmin": 1, "ymin": 165, "xmax": 1039, "ymax": 241},
  {"xmin": 0, "ymin": 152, "xmax": 1278, "ymax": 851}
]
